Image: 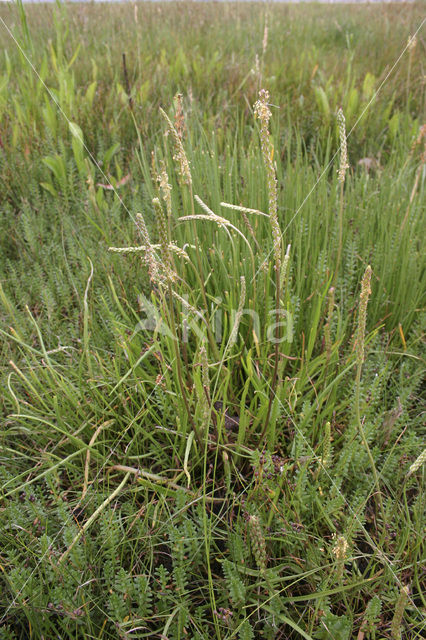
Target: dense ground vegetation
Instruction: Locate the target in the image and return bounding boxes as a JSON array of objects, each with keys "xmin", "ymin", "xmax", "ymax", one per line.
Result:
[{"xmin": 0, "ymin": 2, "xmax": 425, "ymax": 639}]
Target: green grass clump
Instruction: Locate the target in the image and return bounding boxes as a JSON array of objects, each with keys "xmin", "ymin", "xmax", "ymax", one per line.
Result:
[{"xmin": 0, "ymin": 2, "xmax": 425, "ymax": 639}]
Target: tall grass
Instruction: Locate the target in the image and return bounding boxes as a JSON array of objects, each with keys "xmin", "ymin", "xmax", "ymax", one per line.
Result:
[{"xmin": 0, "ymin": 2, "xmax": 425, "ymax": 639}]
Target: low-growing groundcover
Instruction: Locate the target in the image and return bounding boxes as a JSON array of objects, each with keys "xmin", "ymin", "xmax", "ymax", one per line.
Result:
[{"xmin": 0, "ymin": 2, "xmax": 425, "ymax": 639}]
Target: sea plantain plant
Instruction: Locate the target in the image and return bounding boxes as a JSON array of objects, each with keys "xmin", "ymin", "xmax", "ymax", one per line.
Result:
[{"xmin": 1, "ymin": 56, "xmax": 424, "ymax": 640}]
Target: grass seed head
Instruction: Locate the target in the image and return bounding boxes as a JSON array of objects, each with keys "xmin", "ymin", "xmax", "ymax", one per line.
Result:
[
  {"xmin": 407, "ymin": 448, "xmax": 426, "ymax": 477},
  {"xmin": 135, "ymin": 213, "xmax": 159, "ymax": 282},
  {"xmin": 153, "ymin": 197, "xmax": 173, "ymax": 276},
  {"xmin": 337, "ymin": 108, "xmax": 350, "ymax": 183},
  {"xmin": 357, "ymin": 265, "xmax": 372, "ymax": 367},
  {"xmin": 262, "ymin": 16, "xmax": 268, "ymax": 56},
  {"xmin": 157, "ymin": 161, "xmax": 172, "ymax": 219},
  {"xmin": 160, "ymin": 107, "xmax": 192, "ymax": 186},
  {"xmin": 248, "ymin": 514, "xmax": 267, "ymax": 573},
  {"xmin": 332, "ymin": 534, "xmax": 349, "ymax": 580},
  {"xmin": 391, "ymin": 585, "xmax": 410, "ymax": 640},
  {"xmin": 254, "ymin": 89, "xmax": 281, "ymax": 272},
  {"xmin": 173, "ymin": 92, "xmax": 186, "ymax": 140}
]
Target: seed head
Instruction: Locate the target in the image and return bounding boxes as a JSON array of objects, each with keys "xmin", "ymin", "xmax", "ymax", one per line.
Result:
[
  {"xmin": 262, "ymin": 17, "xmax": 269, "ymax": 56},
  {"xmin": 173, "ymin": 93, "xmax": 186, "ymax": 140},
  {"xmin": 337, "ymin": 108, "xmax": 349, "ymax": 183},
  {"xmin": 135, "ymin": 213, "xmax": 159, "ymax": 282},
  {"xmin": 248, "ymin": 514, "xmax": 267, "ymax": 573},
  {"xmin": 332, "ymin": 534, "xmax": 349, "ymax": 581},
  {"xmin": 254, "ymin": 90, "xmax": 281, "ymax": 272},
  {"xmin": 391, "ymin": 585, "xmax": 409, "ymax": 640},
  {"xmin": 357, "ymin": 265, "xmax": 372, "ymax": 367},
  {"xmin": 153, "ymin": 197, "xmax": 173, "ymax": 277},
  {"xmin": 157, "ymin": 162, "xmax": 172, "ymax": 219},
  {"xmin": 407, "ymin": 448, "xmax": 426, "ymax": 477},
  {"xmin": 160, "ymin": 107, "xmax": 192, "ymax": 186}
]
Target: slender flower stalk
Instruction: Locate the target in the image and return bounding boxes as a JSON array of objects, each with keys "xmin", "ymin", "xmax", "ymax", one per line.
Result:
[
  {"xmin": 406, "ymin": 35, "xmax": 416, "ymax": 108},
  {"xmin": 257, "ymin": 14, "xmax": 268, "ymax": 90},
  {"xmin": 321, "ymin": 421, "xmax": 331, "ymax": 468},
  {"xmin": 324, "ymin": 286, "xmax": 335, "ymax": 362},
  {"xmin": 262, "ymin": 17, "xmax": 268, "ymax": 56},
  {"xmin": 197, "ymin": 344, "xmax": 210, "ymax": 429},
  {"xmin": 229, "ymin": 276, "xmax": 246, "ymax": 346},
  {"xmin": 355, "ymin": 266, "xmax": 384, "ymax": 521},
  {"xmin": 254, "ymin": 89, "xmax": 282, "ymax": 444},
  {"xmin": 334, "ymin": 108, "xmax": 349, "ymax": 284},
  {"xmin": 200, "ymin": 344, "xmax": 210, "ymax": 394}
]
